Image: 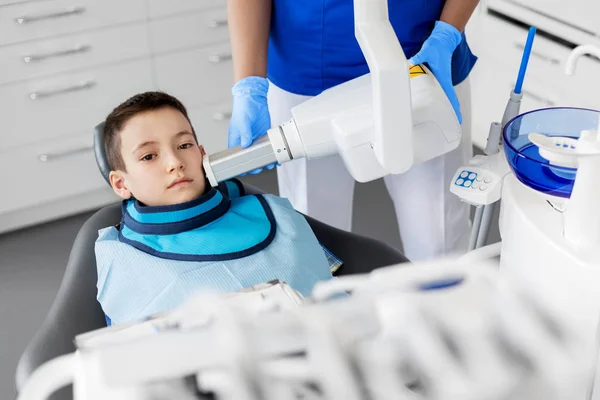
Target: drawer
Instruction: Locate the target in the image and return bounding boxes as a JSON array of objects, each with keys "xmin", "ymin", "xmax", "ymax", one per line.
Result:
[
  {"xmin": 0, "ymin": 132, "xmax": 107, "ymax": 215},
  {"xmin": 0, "ymin": 23, "xmax": 150, "ymax": 85},
  {"xmin": 149, "ymin": 8, "xmax": 229, "ymax": 55},
  {"xmin": 479, "ymin": 13, "xmax": 600, "ymax": 107},
  {"xmin": 0, "ymin": 0, "xmax": 30, "ymax": 5},
  {"xmin": 469, "ymin": 53, "xmax": 571, "ymax": 149},
  {"xmin": 0, "ymin": 0, "xmax": 146, "ymax": 47},
  {"xmin": 154, "ymin": 43, "xmax": 234, "ymax": 110},
  {"xmin": 148, "ymin": 0, "xmax": 224, "ymax": 19},
  {"xmin": 478, "ymin": 14, "xmax": 567, "ymax": 81},
  {"xmin": 188, "ymin": 100, "xmax": 232, "ymax": 153},
  {"xmin": 509, "ymin": 0, "xmax": 600, "ymax": 36},
  {"xmin": 0, "ymin": 58, "xmax": 155, "ymax": 151}
]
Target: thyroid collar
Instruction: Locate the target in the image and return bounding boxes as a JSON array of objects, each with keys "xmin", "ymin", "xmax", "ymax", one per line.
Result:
[{"xmin": 118, "ymin": 185, "xmax": 277, "ymax": 261}]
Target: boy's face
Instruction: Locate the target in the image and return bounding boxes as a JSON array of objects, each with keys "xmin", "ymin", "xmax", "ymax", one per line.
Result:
[{"xmin": 109, "ymin": 107, "xmax": 207, "ymax": 206}]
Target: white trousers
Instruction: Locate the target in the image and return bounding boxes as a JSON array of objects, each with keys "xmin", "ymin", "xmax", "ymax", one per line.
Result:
[{"xmin": 268, "ymin": 78, "xmax": 473, "ymax": 261}]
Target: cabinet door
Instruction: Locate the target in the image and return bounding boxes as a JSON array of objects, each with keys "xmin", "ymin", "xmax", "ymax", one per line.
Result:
[
  {"xmin": 154, "ymin": 43, "xmax": 233, "ymax": 110},
  {"xmin": 509, "ymin": 0, "xmax": 600, "ymax": 36},
  {"xmin": 0, "ymin": 132, "xmax": 110, "ymax": 215},
  {"xmin": 0, "ymin": 0, "xmax": 29, "ymax": 5},
  {"xmin": 0, "ymin": 0, "xmax": 146, "ymax": 46},
  {"xmin": 469, "ymin": 54, "xmax": 563, "ymax": 149},
  {"xmin": 147, "ymin": 0, "xmax": 224, "ymax": 19},
  {"xmin": 149, "ymin": 8, "xmax": 229, "ymax": 55},
  {"xmin": 0, "ymin": 23, "xmax": 150, "ymax": 85},
  {"xmin": 0, "ymin": 58, "xmax": 155, "ymax": 151},
  {"xmin": 475, "ymin": 10, "xmax": 600, "ymax": 105},
  {"xmin": 188, "ymin": 100, "xmax": 232, "ymax": 154},
  {"xmin": 467, "ymin": 11, "xmax": 600, "ymax": 148}
]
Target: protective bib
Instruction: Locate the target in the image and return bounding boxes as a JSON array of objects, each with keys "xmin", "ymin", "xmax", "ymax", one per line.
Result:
[{"xmin": 95, "ymin": 181, "xmax": 333, "ymax": 325}]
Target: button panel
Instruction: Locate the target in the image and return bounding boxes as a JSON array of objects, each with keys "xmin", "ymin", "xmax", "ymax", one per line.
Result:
[
  {"xmin": 454, "ymin": 169, "xmax": 495, "ymax": 192},
  {"xmin": 455, "ymin": 170, "xmax": 478, "ymax": 189}
]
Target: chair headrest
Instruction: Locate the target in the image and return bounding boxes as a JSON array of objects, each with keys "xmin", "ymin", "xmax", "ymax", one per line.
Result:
[{"xmin": 93, "ymin": 121, "xmax": 111, "ymax": 185}]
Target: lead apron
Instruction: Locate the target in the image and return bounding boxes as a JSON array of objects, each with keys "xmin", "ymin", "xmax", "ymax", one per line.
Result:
[{"xmin": 95, "ymin": 182, "xmax": 333, "ymax": 324}]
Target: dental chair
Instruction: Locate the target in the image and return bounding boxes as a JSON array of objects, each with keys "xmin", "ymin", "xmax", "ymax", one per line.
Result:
[{"xmin": 15, "ymin": 123, "xmax": 409, "ymax": 400}]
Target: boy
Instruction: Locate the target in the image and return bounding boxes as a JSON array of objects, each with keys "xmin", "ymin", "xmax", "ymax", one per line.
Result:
[{"xmin": 95, "ymin": 91, "xmax": 334, "ymax": 325}]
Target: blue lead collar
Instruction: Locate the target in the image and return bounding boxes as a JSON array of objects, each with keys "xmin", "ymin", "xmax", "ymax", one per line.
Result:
[
  {"xmin": 121, "ymin": 187, "xmax": 231, "ymax": 235},
  {"xmin": 117, "ymin": 181, "xmax": 277, "ymax": 261}
]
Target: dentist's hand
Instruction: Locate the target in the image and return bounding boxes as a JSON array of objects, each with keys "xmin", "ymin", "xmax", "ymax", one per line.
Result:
[
  {"xmin": 228, "ymin": 76, "xmax": 275, "ymax": 175},
  {"xmin": 409, "ymin": 21, "xmax": 463, "ymax": 124}
]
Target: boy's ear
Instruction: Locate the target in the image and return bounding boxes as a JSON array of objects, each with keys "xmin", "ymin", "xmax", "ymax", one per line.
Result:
[
  {"xmin": 109, "ymin": 170, "xmax": 132, "ymax": 200},
  {"xmin": 199, "ymin": 144, "xmax": 206, "ymax": 155}
]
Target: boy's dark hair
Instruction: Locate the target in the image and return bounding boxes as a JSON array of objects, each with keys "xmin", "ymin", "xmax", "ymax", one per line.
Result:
[{"xmin": 103, "ymin": 91, "xmax": 198, "ymax": 171}]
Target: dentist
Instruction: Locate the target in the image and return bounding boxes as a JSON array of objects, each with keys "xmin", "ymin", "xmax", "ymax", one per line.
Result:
[{"xmin": 226, "ymin": 0, "xmax": 479, "ymax": 261}]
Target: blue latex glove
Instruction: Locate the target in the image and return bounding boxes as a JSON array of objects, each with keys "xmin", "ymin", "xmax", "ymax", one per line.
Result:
[
  {"xmin": 229, "ymin": 76, "xmax": 276, "ymax": 175},
  {"xmin": 409, "ymin": 20, "xmax": 463, "ymax": 124}
]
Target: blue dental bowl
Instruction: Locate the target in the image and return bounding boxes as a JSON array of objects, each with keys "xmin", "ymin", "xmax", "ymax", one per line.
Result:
[{"xmin": 503, "ymin": 107, "xmax": 600, "ymax": 198}]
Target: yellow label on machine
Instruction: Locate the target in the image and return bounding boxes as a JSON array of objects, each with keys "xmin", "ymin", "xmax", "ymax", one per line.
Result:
[{"xmin": 409, "ymin": 64, "xmax": 428, "ymax": 78}]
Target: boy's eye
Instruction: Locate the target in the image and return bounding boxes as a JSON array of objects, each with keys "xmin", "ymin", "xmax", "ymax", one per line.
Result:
[
  {"xmin": 179, "ymin": 143, "xmax": 193, "ymax": 150},
  {"xmin": 141, "ymin": 154, "xmax": 155, "ymax": 161}
]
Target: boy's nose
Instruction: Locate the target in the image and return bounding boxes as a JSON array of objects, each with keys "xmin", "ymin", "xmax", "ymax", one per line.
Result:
[{"xmin": 167, "ymin": 156, "xmax": 185, "ymax": 172}]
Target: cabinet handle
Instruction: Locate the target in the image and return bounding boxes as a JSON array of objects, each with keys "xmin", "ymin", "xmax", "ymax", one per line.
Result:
[
  {"xmin": 39, "ymin": 145, "xmax": 93, "ymax": 162},
  {"xmin": 208, "ymin": 52, "xmax": 232, "ymax": 63},
  {"xmin": 514, "ymin": 42, "xmax": 561, "ymax": 65},
  {"xmin": 23, "ymin": 44, "xmax": 91, "ymax": 64},
  {"xmin": 213, "ymin": 111, "xmax": 232, "ymax": 121},
  {"xmin": 208, "ymin": 18, "xmax": 228, "ymax": 28},
  {"xmin": 15, "ymin": 6, "xmax": 86, "ymax": 25},
  {"xmin": 29, "ymin": 80, "xmax": 96, "ymax": 100}
]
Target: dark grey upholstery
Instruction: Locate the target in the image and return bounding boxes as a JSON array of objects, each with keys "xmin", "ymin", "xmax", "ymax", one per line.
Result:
[
  {"xmin": 15, "ymin": 182, "xmax": 408, "ymax": 399},
  {"xmin": 93, "ymin": 121, "xmax": 111, "ymax": 185},
  {"xmin": 16, "ymin": 120, "xmax": 408, "ymax": 399}
]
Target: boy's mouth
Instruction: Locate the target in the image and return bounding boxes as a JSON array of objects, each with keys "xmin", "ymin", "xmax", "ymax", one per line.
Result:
[{"xmin": 168, "ymin": 178, "xmax": 193, "ymax": 189}]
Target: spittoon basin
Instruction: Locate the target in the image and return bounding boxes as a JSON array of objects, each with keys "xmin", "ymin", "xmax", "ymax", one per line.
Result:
[{"xmin": 503, "ymin": 107, "xmax": 600, "ymax": 198}]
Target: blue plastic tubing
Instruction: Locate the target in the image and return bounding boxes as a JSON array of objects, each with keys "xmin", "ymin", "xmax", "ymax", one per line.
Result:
[{"xmin": 514, "ymin": 26, "xmax": 537, "ymax": 94}]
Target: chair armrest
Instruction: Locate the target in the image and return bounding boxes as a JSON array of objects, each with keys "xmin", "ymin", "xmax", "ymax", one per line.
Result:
[{"xmin": 305, "ymin": 214, "xmax": 409, "ymax": 276}]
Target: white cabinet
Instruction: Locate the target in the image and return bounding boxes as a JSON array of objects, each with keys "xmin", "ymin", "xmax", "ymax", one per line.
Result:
[
  {"xmin": 468, "ymin": 5, "xmax": 600, "ymax": 149},
  {"xmin": 0, "ymin": 0, "xmax": 30, "ymax": 5},
  {"xmin": 0, "ymin": 0, "xmax": 231, "ymax": 234},
  {"xmin": 0, "ymin": 132, "xmax": 106, "ymax": 214},
  {"xmin": 0, "ymin": 0, "xmax": 147, "ymax": 46},
  {"xmin": 0, "ymin": 23, "xmax": 151, "ymax": 85},
  {"xmin": 148, "ymin": 8, "xmax": 229, "ymax": 54},
  {"xmin": 188, "ymin": 99, "xmax": 233, "ymax": 153},
  {"xmin": 154, "ymin": 43, "xmax": 233, "ymax": 109},
  {"xmin": 147, "ymin": 0, "xmax": 225, "ymax": 19},
  {"xmin": 0, "ymin": 58, "xmax": 155, "ymax": 151},
  {"xmin": 509, "ymin": 0, "xmax": 600, "ymax": 36}
]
